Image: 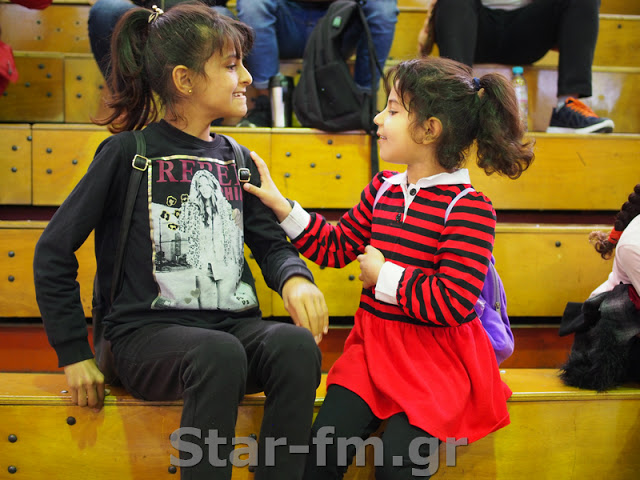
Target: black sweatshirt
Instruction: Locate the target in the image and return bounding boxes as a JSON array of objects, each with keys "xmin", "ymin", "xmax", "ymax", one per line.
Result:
[{"xmin": 34, "ymin": 121, "xmax": 313, "ymax": 368}]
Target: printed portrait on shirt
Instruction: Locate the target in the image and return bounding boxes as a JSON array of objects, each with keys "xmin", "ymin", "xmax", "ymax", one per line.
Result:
[{"xmin": 147, "ymin": 155, "xmax": 258, "ymax": 311}]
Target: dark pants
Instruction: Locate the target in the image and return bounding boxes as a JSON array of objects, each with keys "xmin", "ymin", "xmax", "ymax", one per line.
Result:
[
  {"xmin": 434, "ymin": 0, "xmax": 600, "ymax": 97},
  {"xmin": 111, "ymin": 317, "xmax": 321, "ymax": 480},
  {"xmin": 304, "ymin": 385, "xmax": 437, "ymax": 479}
]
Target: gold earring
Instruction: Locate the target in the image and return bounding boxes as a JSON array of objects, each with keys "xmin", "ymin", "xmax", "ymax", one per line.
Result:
[{"xmin": 188, "ymin": 89, "xmax": 192, "ymax": 94}]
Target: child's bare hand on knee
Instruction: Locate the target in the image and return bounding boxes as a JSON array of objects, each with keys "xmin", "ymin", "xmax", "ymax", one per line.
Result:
[{"xmin": 282, "ymin": 275, "xmax": 329, "ymax": 343}]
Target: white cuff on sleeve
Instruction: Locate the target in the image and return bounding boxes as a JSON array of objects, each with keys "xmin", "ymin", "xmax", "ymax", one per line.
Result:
[
  {"xmin": 374, "ymin": 261, "xmax": 404, "ymax": 305},
  {"xmin": 279, "ymin": 201, "xmax": 311, "ymax": 239}
]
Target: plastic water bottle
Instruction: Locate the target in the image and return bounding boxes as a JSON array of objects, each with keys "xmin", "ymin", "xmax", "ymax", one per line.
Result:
[{"xmin": 511, "ymin": 66, "xmax": 529, "ymax": 131}]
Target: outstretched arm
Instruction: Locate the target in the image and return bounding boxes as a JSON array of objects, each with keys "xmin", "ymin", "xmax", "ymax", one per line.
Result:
[
  {"xmin": 242, "ymin": 151, "xmax": 292, "ymax": 222},
  {"xmin": 244, "ymin": 152, "xmax": 329, "ymax": 342}
]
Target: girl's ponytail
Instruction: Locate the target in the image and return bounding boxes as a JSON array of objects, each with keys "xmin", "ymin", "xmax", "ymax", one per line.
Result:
[
  {"xmin": 97, "ymin": 9, "xmax": 157, "ymax": 132},
  {"xmin": 590, "ymin": 184, "xmax": 640, "ymax": 259},
  {"xmin": 474, "ymin": 73, "xmax": 534, "ymax": 179},
  {"xmin": 93, "ymin": 3, "xmax": 254, "ymax": 133}
]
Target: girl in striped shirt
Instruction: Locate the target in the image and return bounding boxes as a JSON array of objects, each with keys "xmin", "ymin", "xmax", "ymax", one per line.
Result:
[{"xmin": 245, "ymin": 56, "xmax": 534, "ymax": 478}]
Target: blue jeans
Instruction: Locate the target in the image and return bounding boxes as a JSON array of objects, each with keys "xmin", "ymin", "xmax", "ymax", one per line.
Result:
[
  {"xmin": 88, "ymin": 0, "xmax": 235, "ymax": 79},
  {"xmin": 237, "ymin": 0, "xmax": 398, "ymax": 90}
]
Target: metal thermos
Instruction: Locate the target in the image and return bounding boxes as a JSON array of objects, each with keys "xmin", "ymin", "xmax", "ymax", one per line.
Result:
[{"xmin": 268, "ymin": 74, "xmax": 294, "ymax": 128}]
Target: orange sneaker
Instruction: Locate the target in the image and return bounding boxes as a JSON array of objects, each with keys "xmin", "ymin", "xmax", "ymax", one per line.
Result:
[{"xmin": 546, "ymin": 97, "xmax": 614, "ymax": 134}]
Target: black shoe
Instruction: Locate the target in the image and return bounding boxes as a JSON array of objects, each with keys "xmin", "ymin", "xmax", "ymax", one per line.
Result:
[
  {"xmin": 237, "ymin": 95, "xmax": 271, "ymax": 127},
  {"xmin": 546, "ymin": 97, "xmax": 614, "ymax": 134}
]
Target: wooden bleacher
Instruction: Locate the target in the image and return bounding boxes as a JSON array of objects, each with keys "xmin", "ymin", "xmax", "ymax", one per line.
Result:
[
  {"xmin": 1, "ymin": 1, "xmax": 640, "ymax": 477},
  {"xmin": 1, "ymin": 370, "xmax": 639, "ymax": 479}
]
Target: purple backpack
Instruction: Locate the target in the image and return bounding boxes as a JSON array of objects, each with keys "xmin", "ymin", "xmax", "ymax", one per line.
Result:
[{"xmin": 374, "ymin": 181, "xmax": 515, "ymax": 365}]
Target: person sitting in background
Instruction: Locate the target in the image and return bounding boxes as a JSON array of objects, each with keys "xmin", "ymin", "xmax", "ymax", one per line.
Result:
[
  {"xmin": 88, "ymin": 0, "xmax": 234, "ymax": 80},
  {"xmin": 418, "ymin": 0, "xmax": 615, "ymax": 134},
  {"xmin": 236, "ymin": 0, "xmax": 399, "ymax": 127},
  {"xmin": 559, "ymin": 184, "xmax": 640, "ymax": 391}
]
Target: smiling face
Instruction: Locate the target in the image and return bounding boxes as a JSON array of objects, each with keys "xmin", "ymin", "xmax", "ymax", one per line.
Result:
[
  {"xmin": 192, "ymin": 44, "xmax": 252, "ymax": 122},
  {"xmin": 374, "ymin": 85, "xmax": 425, "ymax": 167}
]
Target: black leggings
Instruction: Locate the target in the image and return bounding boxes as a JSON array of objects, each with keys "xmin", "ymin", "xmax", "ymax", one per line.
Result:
[
  {"xmin": 434, "ymin": 0, "xmax": 601, "ymax": 97},
  {"xmin": 304, "ymin": 384, "xmax": 439, "ymax": 479}
]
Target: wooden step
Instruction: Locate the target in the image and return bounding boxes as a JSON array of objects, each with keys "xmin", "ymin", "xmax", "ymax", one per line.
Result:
[
  {"xmin": 1, "ymin": 4, "xmax": 639, "ymax": 130},
  {"xmin": 2, "ymin": 124, "xmax": 636, "ymax": 211},
  {"xmin": 0, "ymin": 220, "xmax": 272, "ymax": 318},
  {"xmin": 2, "ymin": 3, "xmax": 638, "ymax": 66},
  {"xmin": 4, "ymin": 0, "xmax": 635, "ymax": 16},
  {"xmin": 1, "ymin": 219, "xmax": 614, "ymax": 319},
  {"xmin": 0, "ymin": 53, "xmax": 108, "ymax": 123},
  {"xmin": 0, "ymin": 324, "xmax": 576, "ymax": 373},
  {"xmin": 0, "ymin": 124, "xmax": 31, "ymax": 205},
  {"xmin": 1, "ymin": 370, "xmax": 638, "ymax": 479},
  {"xmin": 391, "ymin": 13, "xmax": 640, "ymax": 69},
  {"xmin": 2, "ymin": 51, "xmax": 639, "ymax": 131}
]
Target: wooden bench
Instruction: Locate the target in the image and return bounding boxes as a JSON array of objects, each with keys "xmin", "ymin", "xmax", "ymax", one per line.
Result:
[
  {"xmin": 2, "ymin": 52, "xmax": 640, "ymax": 131},
  {"xmin": 0, "ymin": 323, "xmax": 576, "ymax": 373},
  {"xmin": 1, "ymin": 370, "xmax": 639, "ymax": 479},
  {"xmin": 2, "ymin": 124, "xmax": 639, "ymax": 210},
  {"xmin": 1, "ymin": 3, "xmax": 637, "ymax": 64},
  {"xmin": 0, "ymin": 218, "xmax": 613, "ymax": 319},
  {"xmin": 1, "ymin": 3, "xmax": 639, "ymax": 130}
]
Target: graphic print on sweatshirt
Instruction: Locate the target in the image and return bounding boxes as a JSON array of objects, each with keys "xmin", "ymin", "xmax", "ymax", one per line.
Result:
[{"xmin": 147, "ymin": 155, "xmax": 258, "ymax": 311}]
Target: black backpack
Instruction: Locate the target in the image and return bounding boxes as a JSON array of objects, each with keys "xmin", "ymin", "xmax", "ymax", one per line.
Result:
[{"xmin": 293, "ymin": 0, "xmax": 383, "ymax": 170}]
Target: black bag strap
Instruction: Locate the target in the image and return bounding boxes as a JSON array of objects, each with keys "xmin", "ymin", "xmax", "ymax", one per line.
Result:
[
  {"xmin": 109, "ymin": 130, "xmax": 148, "ymax": 303},
  {"xmin": 220, "ymin": 133, "xmax": 247, "ymax": 170}
]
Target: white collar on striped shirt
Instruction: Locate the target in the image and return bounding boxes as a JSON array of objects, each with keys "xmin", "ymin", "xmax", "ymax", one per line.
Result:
[{"xmin": 383, "ymin": 168, "xmax": 471, "ymax": 190}]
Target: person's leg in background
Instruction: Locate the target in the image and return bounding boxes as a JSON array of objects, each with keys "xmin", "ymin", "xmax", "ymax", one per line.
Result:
[
  {"xmin": 111, "ymin": 323, "xmax": 248, "ymax": 480},
  {"xmin": 433, "ymin": 0, "xmax": 483, "ymax": 67},
  {"xmin": 89, "ymin": 1, "xmax": 236, "ymax": 81},
  {"xmin": 304, "ymin": 384, "xmax": 382, "ymax": 479},
  {"xmin": 88, "ymin": 0, "xmax": 136, "ymax": 80},
  {"xmin": 547, "ymin": 0, "xmax": 612, "ymax": 133},
  {"xmin": 352, "ymin": 0, "xmax": 399, "ymax": 90},
  {"xmin": 236, "ymin": 0, "xmax": 326, "ymax": 126},
  {"xmin": 471, "ymin": 0, "xmax": 612, "ymax": 133},
  {"xmin": 231, "ymin": 318, "xmax": 322, "ymax": 479}
]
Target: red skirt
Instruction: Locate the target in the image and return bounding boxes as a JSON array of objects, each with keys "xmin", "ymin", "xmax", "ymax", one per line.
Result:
[{"xmin": 326, "ymin": 309, "xmax": 512, "ymax": 443}]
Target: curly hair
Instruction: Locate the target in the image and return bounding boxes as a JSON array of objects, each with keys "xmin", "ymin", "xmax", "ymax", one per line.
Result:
[
  {"xmin": 590, "ymin": 184, "xmax": 640, "ymax": 259},
  {"xmin": 382, "ymin": 57, "xmax": 534, "ymax": 179}
]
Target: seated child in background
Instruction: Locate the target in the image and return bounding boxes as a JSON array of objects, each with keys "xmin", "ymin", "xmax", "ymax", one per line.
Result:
[{"xmin": 560, "ymin": 184, "xmax": 640, "ymax": 391}]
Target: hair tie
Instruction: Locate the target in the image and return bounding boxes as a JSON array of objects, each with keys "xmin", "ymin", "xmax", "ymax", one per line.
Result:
[
  {"xmin": 473, "ymin": 77, "xmax": 481, "ymax": 91},
  {"xmin": 608, "ymin": 227, "xmax": 623, "ymax": 245},
  {"xmin": 148, "ymin": 5, "xmax": 164, "ymax": 24}
]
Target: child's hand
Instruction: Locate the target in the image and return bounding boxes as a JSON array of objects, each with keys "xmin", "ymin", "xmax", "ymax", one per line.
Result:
[
  {"xmin": 243, "ymin": 151, "xmax": 293, "ymax": 222},
  {"xmin": 282, "ymin": 275, "xmax": 329, "ymax": 343},
  {"xmin": 63, "ymin": 358, "xmax": 106, "ymax": 412},
  {"xmin": 357, "ymin": 245, "xmax": 385, "ymax": 289}
]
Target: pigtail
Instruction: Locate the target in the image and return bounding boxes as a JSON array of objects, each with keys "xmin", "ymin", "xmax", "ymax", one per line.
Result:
[
  {"xmin": 590, "ymin": 184, "xmax": 640, "ymax": 259},
  {"xmin": 474, "ymin": 73, "xmax": 534, "ymax": 179},
  {"xmin": 96, "ymin": 8, "xmax": 158, "ymax": 133}
]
